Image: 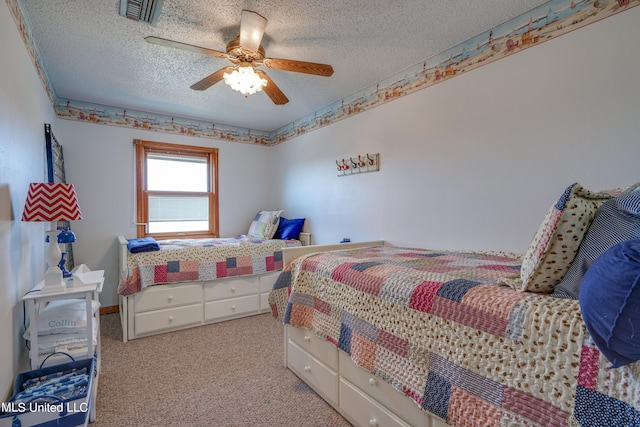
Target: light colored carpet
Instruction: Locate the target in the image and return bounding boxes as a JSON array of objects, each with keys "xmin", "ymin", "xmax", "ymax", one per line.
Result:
[{"xmin": 95, "ymin": 313, "xmax": 351, "ymax": 427}]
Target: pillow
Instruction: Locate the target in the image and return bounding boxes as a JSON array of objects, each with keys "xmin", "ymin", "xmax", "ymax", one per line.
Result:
[
  {"xmin": 579, "ymin": 239, "xmax": 640, "ymax": 368},
  {"xmin": 29, "ymin": 299, "xmax": 101, "ymax": 336},
  {"xmin": 519, "ymin": 183, "xmax": 634, "ymax": 293},
  {"xmin": 273, "ymin": 217, "xmax": 305, "ymax": 240},
  {"xmin": 247, "ymin": 210, "xmax": 282, "ymax": 239},
  {"xmin": 552, "ymin": 190, "xmax": 640, "ymax": 299},
  {"xmin": 26, "ymin": 322, "xmax": 98, "ymax": 355}
]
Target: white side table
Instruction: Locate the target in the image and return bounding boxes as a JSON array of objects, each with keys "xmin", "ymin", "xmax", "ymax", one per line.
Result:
[
  {"xmin": 22, "ymin": 271, "xmax": 104, "ymax": 422},
  {"xmin": 22, "ymin": 272, "xmax": 104, "ymax": 369}
]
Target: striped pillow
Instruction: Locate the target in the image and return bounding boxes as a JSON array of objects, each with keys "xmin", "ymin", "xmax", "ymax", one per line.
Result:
[{"xmin": 552, "ymin": 190, "xmax": 640, "ymax": 299}]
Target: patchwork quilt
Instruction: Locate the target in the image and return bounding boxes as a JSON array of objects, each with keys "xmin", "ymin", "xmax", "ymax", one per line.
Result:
[
  {"xmin": 269, "ymin": 246, "xmax": 640, "ymax": 427},
  {"xmin": 118, "ymin": 235, "xmax": 301, "ymax": 296}
]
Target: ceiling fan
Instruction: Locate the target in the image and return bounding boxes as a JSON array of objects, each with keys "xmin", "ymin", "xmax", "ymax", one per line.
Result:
[{"xmin": 146, "ymin": 10, "xmax": 334, "ymax": 105}]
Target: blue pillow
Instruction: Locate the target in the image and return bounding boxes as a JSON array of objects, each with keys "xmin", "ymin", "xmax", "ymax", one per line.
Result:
[
  {"xmin": 580, "ymin": 239, "xmax": 640, "ymax": 368},
  {"xmin": 552, "ymin": 190, "xmax": 640, "ymax": 299},
  {"xmin": 273, "ymin": 217, "xmax": 305, "ymax": 240}
]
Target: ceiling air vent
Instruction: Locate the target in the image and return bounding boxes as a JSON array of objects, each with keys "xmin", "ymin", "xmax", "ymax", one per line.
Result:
[{"xmin": 119, "ymin": 0, "xmax": 163, "ymax": 26}]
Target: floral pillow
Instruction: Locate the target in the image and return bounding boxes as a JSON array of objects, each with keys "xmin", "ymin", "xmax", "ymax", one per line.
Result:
[
  {"xmin": 518, "ymin": 182, "xmax": 637, "ymax": 293},
  {"xmin": 247, "ymin": 210, "xmax": 283, "ymax": 239},
  {"xmin": 552, "ymin": 189, "xmax": 640, "ymax": 299}
]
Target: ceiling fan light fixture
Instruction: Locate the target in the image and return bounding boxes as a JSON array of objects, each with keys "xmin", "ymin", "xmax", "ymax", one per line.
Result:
[
  {"xmin": 147, "ymin": 9, "xmax": 331, "ymax": 105},
  {"xmin": 223, "ymin": 65, "xmax": 268, "ymax": 97},
  {"xmin": 239, "ymin": 10, "xmax": 267, "ymax": 53}
]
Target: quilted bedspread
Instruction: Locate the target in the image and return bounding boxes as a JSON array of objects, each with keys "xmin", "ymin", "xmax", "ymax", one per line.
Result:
[
  {"xmin": 118, "ymin": 235, "xmax": 301, "ymax": 296},
  {"xmin": 269, "ymin": 246, "xmax": 640, "ymax": 427}
]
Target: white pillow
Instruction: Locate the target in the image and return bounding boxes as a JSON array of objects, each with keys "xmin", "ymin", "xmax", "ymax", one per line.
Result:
[
  {"xmin": 25, "ymin": 322, "xmax": 98, "ymax": 355},
  {"xmin": 32, "ymin": 299, "xmax": 100, "ymax": 335}
]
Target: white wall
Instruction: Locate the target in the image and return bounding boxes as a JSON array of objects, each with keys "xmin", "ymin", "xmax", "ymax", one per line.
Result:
[
  {"xmin": 55, "ymin": 120, "xmax": 276, "ymax": 307},
  {"xmin": 271, "ymin": 8, "xmax": 640, "ymax": 252},
  {"xmin": 0, "ymin": 1, "xmax": 58, "ymax": 399}
]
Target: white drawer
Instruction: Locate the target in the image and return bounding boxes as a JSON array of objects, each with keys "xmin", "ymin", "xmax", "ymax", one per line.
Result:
[
  {"xmin": 204, "ymin": 294, "xmax": 259, "ymax": 322},
  {"xmin": 287, "ymin": 340, "xmax": 338, "ymax": 406},
  {"xmin": 259, "ymin": 272, "xmax": 280, "ymax": 293},
  {"xmin": 339, "ymin": 352, "xmax": 426, "ymax": 427},
  {"xmin": 259, "ymin": 292, "xmax": 270, "ymax": 312},
  {"xmin": 134, "ymin": 284, "xmax": 201, "ymax": 313},
  {"xmin": 340, "ymin": 378, "xmax": 411, "ymax": 427},
  {"xmin": 287, "ymin": 326, "xmax": 338, "ymax": 371},
  {"xmin": 204, "ymin": 277, "xmax": 259, "ymax": 301},
  {"xmin": 135, "ymin": 303, "xmax": 202, "ymax": 335}
]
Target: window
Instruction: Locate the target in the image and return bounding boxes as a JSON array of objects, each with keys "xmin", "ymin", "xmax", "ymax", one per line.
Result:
[{"xmin": 135, "ymin": 139, "xmax": 219, "ymax": 238}]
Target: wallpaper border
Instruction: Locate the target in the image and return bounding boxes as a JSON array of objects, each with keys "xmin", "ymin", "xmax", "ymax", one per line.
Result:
[{"xmin": 7, "ymin": 0, "xmax": 638, "ymax": 146}]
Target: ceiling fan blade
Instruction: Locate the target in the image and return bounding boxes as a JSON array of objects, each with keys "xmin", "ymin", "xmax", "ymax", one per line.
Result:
[
  {"xmin": 262, "ymin": 58, "xmax": 334, "ymax": 77},
  {"xmin": 239, "ymin": 10, "xmax": 267, "ymax": 53},
  {"xmin": 255, "ymin": 70, "xmax": 289, "ymax": 105},
  {"xmin": 190, "ymin": 66, "xmax": 236, "ymax": 91},
  {"xmin": 145, "ymin": 36, "xmax": 229, "ymax": 59}
]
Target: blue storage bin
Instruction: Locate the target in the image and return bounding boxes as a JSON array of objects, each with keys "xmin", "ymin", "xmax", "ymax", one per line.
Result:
[{"xmin": 0, "ymin": 356, "xmax": 94, "ymax": 427}]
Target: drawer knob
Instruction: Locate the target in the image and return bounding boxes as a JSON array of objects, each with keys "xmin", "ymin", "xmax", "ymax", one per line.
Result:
[
  {"xmin": 368, "ymin": 377, "xmax": 377, "ymax": 386},
  {"xmin": 231, "ymin": 305, "xmax": 236, "ymax": 311},
  {"xmin": 369, "ymin": 418, "xmax": 378, "ymax": 427},
  {"xmin": 168, "ymin": 316, "xmax": 174, "ymax": 322},
  {"xmin": 304, "ymin": 365, "xmax": 311, "ymax": 373},
  {"xmin": 231, "ymin": 286, "xmax": 236, "ymax": 293},
  {"xmin": 168, "ymin": 295, "xmax": 173, "ymax": 302},
  {"xmin": 304, "ymin": 335, "xmax": 311, "ymax": 342}
]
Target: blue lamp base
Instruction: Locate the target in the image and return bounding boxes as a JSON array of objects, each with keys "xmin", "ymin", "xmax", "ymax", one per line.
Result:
[
  {"xmin": 54, "ymin": 228, "xmax": 76, "ymax": 279},
  {"xmin": 58, "ymin": 252, "xmax": 73, "ymax": 278}
]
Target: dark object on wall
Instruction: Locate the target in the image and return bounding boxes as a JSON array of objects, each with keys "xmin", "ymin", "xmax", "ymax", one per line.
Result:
[
  {"xmin": 44, "ymin": 123, "xmax": 74, "ymax": 272},
  {"xmin": 45, "ymin": 123, "xmax": 65, "ymax": 183}
]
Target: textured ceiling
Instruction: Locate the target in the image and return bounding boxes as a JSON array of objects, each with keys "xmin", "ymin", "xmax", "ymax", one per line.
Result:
[{"xmin": 18, "ymin": 0, "xmax": 549, "ymax": 132}]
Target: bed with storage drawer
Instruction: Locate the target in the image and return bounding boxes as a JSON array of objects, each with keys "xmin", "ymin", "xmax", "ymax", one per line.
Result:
[
  {"xmin": 269, "ymin": 182, "xmax": 640, "ymax": 427},
  {"xmin": 117, "ymin": 209, "xmax": 309, "ymax": 341},
  {"xmin": 117, "ymin": 233, "xmax": 309, "ymax": 341}
]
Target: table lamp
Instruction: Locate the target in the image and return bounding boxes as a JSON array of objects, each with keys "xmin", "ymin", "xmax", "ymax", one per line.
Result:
[
  {"xmin": 22, "ymin": 182, "xmax": 83, "ymax": 293},
  {"xmin": 46, "ymin": 228, "xmax": 77, "ymax": 278}
]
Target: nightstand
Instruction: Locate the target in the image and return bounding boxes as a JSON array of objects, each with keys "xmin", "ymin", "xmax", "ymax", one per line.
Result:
[
  {"xmin": 22, "ymin": 270, "xmax": 104, "ymax": 422},
  {"xmin": 23, "ymin": 271, "xmax": 104, "ymax": 369}
]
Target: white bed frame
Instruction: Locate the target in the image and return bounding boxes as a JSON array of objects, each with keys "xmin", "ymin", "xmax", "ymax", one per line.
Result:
[
  {"xmin": 117, "ymin": 233, "xmax": 310, "ymax": 342},
  {"xmin": 281, "ymin": 241, "xmax": 450, "ymax": 427}
]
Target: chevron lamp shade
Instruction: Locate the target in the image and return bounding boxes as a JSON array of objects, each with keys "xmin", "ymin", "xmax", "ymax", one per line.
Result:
[{"xmin": 22, "ymin": 182, "xmax": 83, "ymax": 222}]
